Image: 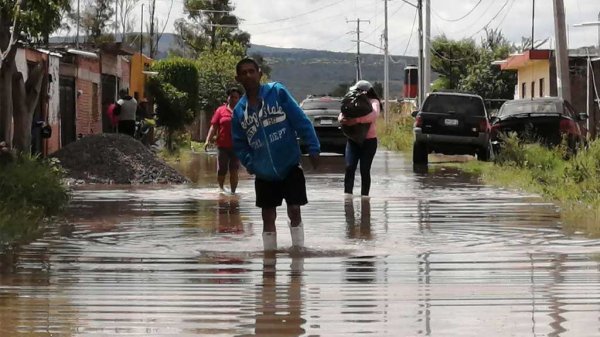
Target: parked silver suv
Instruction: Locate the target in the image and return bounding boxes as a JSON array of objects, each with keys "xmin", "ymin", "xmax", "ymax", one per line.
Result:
[{"xmin": 412, "ymin": 92, "xmax": 493, "ymax": 165}]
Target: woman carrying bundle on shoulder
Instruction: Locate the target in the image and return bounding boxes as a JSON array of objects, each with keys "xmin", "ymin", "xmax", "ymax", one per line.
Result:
[{"xmin": 338, "ymin": 80, "xmax": 381, "ymax": 198}]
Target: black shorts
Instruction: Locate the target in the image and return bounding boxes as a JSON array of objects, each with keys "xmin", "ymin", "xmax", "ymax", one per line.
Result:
[{"xmin": 255, "ymin": 165, "xmax": 308, "ymax": 208}]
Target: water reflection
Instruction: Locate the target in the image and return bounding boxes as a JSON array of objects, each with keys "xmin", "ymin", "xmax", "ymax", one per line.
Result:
[
  {"xmin": 3, "ymin": 151, "xmax": 600, "ymax": 336},
  {"xmin": 216, "ymin": 196, "xmax": 243, "ymax": 235},
  {"xmin": 240, "ymin": 253, "xmax": 305, "ymax": 337},
  {"xmin": 344, "ymin": 197, "xmax": 372, "ymax": 240}
]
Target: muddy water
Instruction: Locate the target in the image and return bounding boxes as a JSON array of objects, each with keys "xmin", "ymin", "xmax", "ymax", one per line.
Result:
[{"xmin": 2, "ymin": 151, "xmax": 600, "ymax": 336}]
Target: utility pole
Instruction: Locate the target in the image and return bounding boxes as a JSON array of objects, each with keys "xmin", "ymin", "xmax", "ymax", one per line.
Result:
[
  {"xmin": 531, "ymin": 0, "xmax": 535, "ymax": 49},
  {"xmin": 149, "ymin": 0, "xmax": 156, "ymax": 58},
  {"xmin": 114, "ymin": 0, "xmax": 119, "ymax": 42},
  {"xmin": 76, "ymin": 0, "xmax": 80, "ymax": 48},
  {"xmin": 417, "ymin": 0, "xmax": 424, "ymax": 107},
  {"xmin": 552, "ymin": 0, "xmax": 571, "ymax": 102},
  {"xmin": 423, "ymin": 0, "xmax": 431, "ymax": 102},
  {"xmin": 384, "ymin": 0, "xmax": 389, "ymax": 123},
  {"xmin": 140, "ymin": 3, "xmax": 144, "ymax": 55},
  {"xmin": 347, "ymin": 18, "xmax": 370, "ymax": 82}
]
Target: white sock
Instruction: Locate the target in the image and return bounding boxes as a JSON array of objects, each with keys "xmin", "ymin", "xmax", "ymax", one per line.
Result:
[
  {"xmin": 290, "ymin": 222, "xmax": 304, "ymax": 248},
  {"xmin": 262, "ymin": 232, "xmax": 277, "ymax": 251}
]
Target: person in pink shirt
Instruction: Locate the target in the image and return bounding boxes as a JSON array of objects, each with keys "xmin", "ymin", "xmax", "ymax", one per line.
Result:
[
  {"xmin": 205, "ymin": 87, "xmax": 242, "ymax": 194},
  {"xmin": 338, "ymin": 80, "xmax": 381, "ymax": 197}
]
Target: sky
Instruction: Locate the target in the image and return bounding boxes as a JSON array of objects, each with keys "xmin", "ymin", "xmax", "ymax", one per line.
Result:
[{"xmin": 151, "ymin": 0, "xmax": 600, "ymax": 56}]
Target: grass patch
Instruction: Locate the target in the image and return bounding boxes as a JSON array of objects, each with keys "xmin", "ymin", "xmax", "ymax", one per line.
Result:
[
  {"xmin": 377, "ymin": 111, "xmax": 414, "ymax": 153},
  {"xmin": 379, "ymin": 113, "xmax": 600, "ymax": 237},
  {"xmin": 158, "ymin": 131, "xmax": 203, "ymax": 164},
  {"xmin": 0, "ymin": 156, "xmax": 69, "ymax": 247},
  {"xmin": 461, "ymin": 137, "xmax": 600, "ymax": 237}
]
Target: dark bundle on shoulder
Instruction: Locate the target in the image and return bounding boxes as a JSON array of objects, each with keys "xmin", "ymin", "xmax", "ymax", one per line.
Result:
[
  {"xmin": 340, "ymin": 88, "xmax": 372, "ymax": 145},
  {"xmin": 340, "ymin": 89, "xmax": 373, "ymax": 118}
]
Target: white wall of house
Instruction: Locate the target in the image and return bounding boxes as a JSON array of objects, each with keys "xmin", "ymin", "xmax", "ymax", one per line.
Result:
[
  {"xmin": 48, "ymin": 55, "xmax": 61, "ymax": 126},
  {"xmin": 15, "ymin": 48, "xmax": 28, "ymax": 81},
  {"xmin": 516, "ymin": 60, "xmax": 551, "ymax": 99}
]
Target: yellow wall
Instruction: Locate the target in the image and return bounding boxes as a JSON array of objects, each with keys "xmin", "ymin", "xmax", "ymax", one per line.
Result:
[
  {"xmin": 516, "ymin": 59, "xmax": 551, "ymax": 99},
  {"xmin": 130, "ymin": 53, "xmax": 153, "ymax": 100}
]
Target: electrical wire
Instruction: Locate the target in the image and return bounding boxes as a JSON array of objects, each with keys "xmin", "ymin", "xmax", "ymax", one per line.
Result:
[
  {"xmin": 241, "ymin": 0, "xmax": 347, "ymax": 26},
  {"xmin": 491, "ymin": 0, "xmax": 515, "ymax": 32},
  {"xmin": 431, "ymin": 0, "xmax": 496, "ymax": 39},
  {"xmin": 431, "ymin": 0, "xmax": 485, "ymax": 22},
  {"xmin": 400, "ymin": 8, "xmax": 418, "ymax": 57},
  {"xmin": 466, "ymin": 0, "xmax": 510, "ymax": 39},
  {"xmin": 361, "ymin": 1, "xmax": 405, "ymax": 41}
]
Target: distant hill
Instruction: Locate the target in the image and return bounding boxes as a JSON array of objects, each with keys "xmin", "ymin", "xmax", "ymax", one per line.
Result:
[
  {"xmin": 51, "ymin": 33, "xmax": 417, "ymax": 101},
  {"xmin": 246, "ymin": 44, "xmax": 416, "ymax": 100}
]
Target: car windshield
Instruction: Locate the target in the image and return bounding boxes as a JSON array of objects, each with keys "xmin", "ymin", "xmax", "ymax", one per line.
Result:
[
  {"xmin": 499, "ymin": 101, "xmax": 561, "ymax": 116},
  {"xmin": 422, "ymin": 95, "xmax": 485, "ymax": 116},
  {"xmin": 301, "ymin": 98, "xmax": 341, "ymax": 110}
]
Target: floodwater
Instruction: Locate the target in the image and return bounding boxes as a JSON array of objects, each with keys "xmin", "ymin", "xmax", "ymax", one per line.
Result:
[{"xmin": 2, "ymin": 151, "xmax": 600, "ymax": 336}]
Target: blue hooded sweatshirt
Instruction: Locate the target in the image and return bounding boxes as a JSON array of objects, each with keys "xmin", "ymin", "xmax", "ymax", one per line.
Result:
[{"xmin": 232, "ymin": 82, "xmax": 320, "ymax": 181}]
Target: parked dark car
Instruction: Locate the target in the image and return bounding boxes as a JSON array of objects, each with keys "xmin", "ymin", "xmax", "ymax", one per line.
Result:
[
  {"xmin": 412, "ymin": 92, "xmax": 493, "ymax": 166},
  {"xmin": 490, "ymin": 97, "xmax": 588, "ymax": 154},
  {"xmin": 299, "ymin": 95, "xmax": 346, "ymax": 154}
]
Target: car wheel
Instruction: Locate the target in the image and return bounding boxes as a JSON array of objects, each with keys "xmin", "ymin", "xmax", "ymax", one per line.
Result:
[
  {"xmin": 477, "ymin": 142, "xmax": 494, "ymax": 162},
  {"xmin": 413, "ymin": 142, "xmax": 428, "ymax": 165}
]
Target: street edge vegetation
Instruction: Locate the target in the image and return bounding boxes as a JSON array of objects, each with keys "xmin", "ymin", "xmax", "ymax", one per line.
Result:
[
  {"xmin": 380, "ymin": 115, "xmax": 600, "ymax": 237},
  {"xmin": 0, "ymin": 156, "xmax": 69, "ymax": 249}
]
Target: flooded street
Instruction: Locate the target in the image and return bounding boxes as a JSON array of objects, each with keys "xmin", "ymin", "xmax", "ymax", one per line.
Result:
[{"xmin": 2, "ymin": 151, "xmax": 600, "ymax": 336}]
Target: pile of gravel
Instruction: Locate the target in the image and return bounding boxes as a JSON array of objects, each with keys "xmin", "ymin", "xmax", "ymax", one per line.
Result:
[{"xmin": 52, "ymin": 134, "xmax": 189, "ymax": 184}]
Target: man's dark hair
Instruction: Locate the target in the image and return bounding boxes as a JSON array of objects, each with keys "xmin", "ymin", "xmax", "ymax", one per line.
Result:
[
  {"xmin": 227, "ymin": 86, "xmax": 242, "ymax": 96},
  {"xmin": 236, "ymin": 57, "xmax": 260, "ymax": 75}
]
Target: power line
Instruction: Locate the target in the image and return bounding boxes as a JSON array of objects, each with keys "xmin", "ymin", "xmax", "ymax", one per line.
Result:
[
  {"xmin": 432, "ymin": 0, "xmax": 485, "ymax": 22},
  {"xmin": 431, "ymin": 0, "xmax": 496, "ymax": 38},
  {"xmin": 241, "ymin": 0, "xmax": 346, "ymax": 26},
  {"xmin": 361, "ymin": 1, "xmax": 405, "ymax": 41},
  {"xmin": 401, "ymin": 8, "xmax": 418, "ymax": 57},
  {"xmin": 466, "ymin": 0, "xmax": 511, "ymax": 39}
]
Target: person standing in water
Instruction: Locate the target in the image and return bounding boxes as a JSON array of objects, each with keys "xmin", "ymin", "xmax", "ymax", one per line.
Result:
[
  {"xmin": 338, "ymin": 80, "xmax": 381, "ymax": 198},
  {"xmin": 231, "ymin": 58, "xmax": 320, "ymax": 251},
  {"xmin": 205, "ymin": 87, "xmax": 242, "ymax": 194}
]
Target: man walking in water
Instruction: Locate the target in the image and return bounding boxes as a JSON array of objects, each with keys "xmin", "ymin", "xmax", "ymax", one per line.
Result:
[
  {"xmin": 231, "ymin": 58, "xmax": 320, "ymax": 251},
  {"xmin": 205, "ymin": 87, "xmax": 242, "ymax": 194}
]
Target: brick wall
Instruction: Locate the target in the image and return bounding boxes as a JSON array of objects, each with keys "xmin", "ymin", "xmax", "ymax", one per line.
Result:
[{"xmin": 76, "ymin": 56, "xmax": 102, "ymax": 136}]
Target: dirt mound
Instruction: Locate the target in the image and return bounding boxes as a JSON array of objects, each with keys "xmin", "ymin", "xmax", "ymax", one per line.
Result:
[{"xmin": 52, "ymin": 134, "xmax": 189, "ymax": 184}]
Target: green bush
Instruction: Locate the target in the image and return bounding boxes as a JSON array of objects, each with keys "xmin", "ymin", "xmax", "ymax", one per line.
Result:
[{"xmin": 0, "ymin": 156, "xmax": 69, "ymax": 245}]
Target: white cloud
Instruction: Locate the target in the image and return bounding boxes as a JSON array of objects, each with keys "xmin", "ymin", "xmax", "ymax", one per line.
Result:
[{"xmin": 155, "ymin": 0, "xmax": 599, "ymax": 55}]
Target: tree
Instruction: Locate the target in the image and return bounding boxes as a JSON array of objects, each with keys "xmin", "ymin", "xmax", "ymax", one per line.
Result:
[
  {"xmin": 147, "ymin": 58, "xmax": 200, "ymax": 150},
  {"xmin": 196, "ymin": 43, "xmax": 244, "ymax": 114},
  {"xmin": 67, "ymin": 0, "xmax": 114, "ymax": 45},
  {"xmin": 430, "ymin": 35, "xmax": 479, "ymax": 90},
  {"xmin": 459, "ymin": 29, "xmax": 517, "ymax": 100},
  {"xmin": 174, "ymin": 0, "xmax": 249, "ymax": 57},
  {"xmin": 116, "ymin": 0, "xmax": 140, "ymax": 42},
  {"xmin": 0, "ymin": 0, "xmax": 70, "ymax": 153},
  {"xmin": 430, "ymin": 29, "xmax": 516, "ymax": 100}
]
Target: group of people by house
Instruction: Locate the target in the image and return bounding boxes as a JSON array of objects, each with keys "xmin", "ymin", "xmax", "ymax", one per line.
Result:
[
  {"xmin": 106, "ymin": 89, "xmax": 152, "ymax": 139},
  {"xmin": 206, "ymin": 57, "xmax": 381, "ymax": 252}
]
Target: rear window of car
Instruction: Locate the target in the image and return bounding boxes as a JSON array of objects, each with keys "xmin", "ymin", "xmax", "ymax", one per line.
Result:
[
  {"xmin": 300, "ymin": 98, "xmax": 342, "ymax": 110},
  {"xmin": 499, "ymin": 101, "xmax": 561, "ymax": 116},
  {"xmin": 422, "ymin": 95, "xmax": 485, "ymax": 116}
]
